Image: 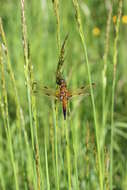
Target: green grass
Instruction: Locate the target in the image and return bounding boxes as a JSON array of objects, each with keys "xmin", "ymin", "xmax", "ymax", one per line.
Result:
[{"xmin": 0, "ymin": 0, "xmax": 127, "ymax": 189}]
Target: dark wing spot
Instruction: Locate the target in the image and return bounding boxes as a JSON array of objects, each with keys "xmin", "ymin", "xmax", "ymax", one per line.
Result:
[
  {"xmin": 33, "ymin": 90, "xmax": 37, "ymax": 94},
  {"xmin": 32, "ymin": 81, "xmax": 37, "ymax": 89},
  {"xmin": 45, "ymin": 93, "xmax": 50, "ymax": 96},
  {"xmin": 92, "ymin": 83, "xmax": 96, "ymax": 87},
  {"xmin": 32, "ymin": 82, "xmax": 37, "ymax": 92},
  {"xmin": 33, "ymin": 81, "xmax": 37, "ymax": 85},
  {"xmin": 44, "ymin": 86, "xmax": 48, "ymax": 89},
  {"xmin": 81, "ymin": 86, "xmax": 85, "ymax": 89}
]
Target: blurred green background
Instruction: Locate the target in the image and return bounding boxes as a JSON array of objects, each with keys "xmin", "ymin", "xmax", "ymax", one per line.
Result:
[{"xmin": 0, "ymin": 0, "xmax": 127, "ymax": 189}]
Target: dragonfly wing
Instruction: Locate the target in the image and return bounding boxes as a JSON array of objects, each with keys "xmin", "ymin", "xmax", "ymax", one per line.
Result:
[
  {"xmin": 68, "ymin": 83, "xmax": 95, "ymax": 100},
  {"xmin": 32, "ymin": 81, "xmax": 59, "ymax": 99}
]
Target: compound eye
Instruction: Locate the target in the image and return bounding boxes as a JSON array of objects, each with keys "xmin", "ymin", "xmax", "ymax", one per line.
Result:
[{"xmin": 56, "ymin": 80, "xmax": 61, "ymax": 85}]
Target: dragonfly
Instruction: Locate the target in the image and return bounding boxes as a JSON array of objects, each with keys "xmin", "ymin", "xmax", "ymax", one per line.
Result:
[{"xmin": 32, "ymin": 79, "xmax": 95, "ymax": 120}]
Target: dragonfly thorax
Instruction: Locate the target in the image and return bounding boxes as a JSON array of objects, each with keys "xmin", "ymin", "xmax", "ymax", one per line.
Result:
[{"xmin": 59, "ymin": 85, "xmax": 68, "ymax": 101}]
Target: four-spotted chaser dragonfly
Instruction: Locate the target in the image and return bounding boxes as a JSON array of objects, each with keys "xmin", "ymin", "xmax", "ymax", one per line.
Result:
[{"xmin": 32, "ymin": 79, "xmax": 95, "ymax": 120}]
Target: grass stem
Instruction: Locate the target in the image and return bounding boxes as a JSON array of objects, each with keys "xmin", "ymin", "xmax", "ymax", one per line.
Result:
[
  {"xmin": 72, "ymin": 0, "xmax": 103, "ymax": 189},
  {"xmin": 64, "ymin": 120, "xmax": 71, "ymax": 190},
  {"xmin": 52, "ymin": 101, "xmax": 60, "ymax": 190},
  {"xmin": 110, "ymin": 1, "xmax": 122, "ymax": 189}
]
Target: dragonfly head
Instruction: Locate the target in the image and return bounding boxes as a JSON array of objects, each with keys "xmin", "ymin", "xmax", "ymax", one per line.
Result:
[{"xmin": 56, "ymin": 75, "xmax": 66, "ymax": 86}]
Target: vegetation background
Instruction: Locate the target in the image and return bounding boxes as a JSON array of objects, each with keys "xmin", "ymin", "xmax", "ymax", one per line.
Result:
[{"xmin": 0, "ymin": 0, "xmax": 127, "ymax": 189}]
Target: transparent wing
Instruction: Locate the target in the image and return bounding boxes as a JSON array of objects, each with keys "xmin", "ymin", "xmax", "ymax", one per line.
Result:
[
  {"xmin": 32, "ymin": 81, "xmax": 59, "ymax": 99},
  {"xmin": 68, "ymin": 83, "xmax": 95, "ymax": 99}
]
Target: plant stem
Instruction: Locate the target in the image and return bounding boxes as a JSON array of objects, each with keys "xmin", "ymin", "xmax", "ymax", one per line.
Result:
[
  {"xmin": 110, "ymin": 1, "xmax": 122, "ymax": 189},
  {"xmin": 44, "ymin": 135, "xmax": 50, "ymax": 190},
  {"xmin": 52, "ymin": 101, "xmax": 60, "ymax": 190},
  {"xmin": 20, "ymin": 0, "xmax": 34, "ymax": 150},
  {"xmin": 0, "ymin": 43, "xmax": 19, "ymax": 190},
  {"xmin": 72, "ymin": 0, "xmax": 103, "ymax": 189},
  {"xmin": 64, "ymin": 120, "xmax": 71, "ymax": 190}
]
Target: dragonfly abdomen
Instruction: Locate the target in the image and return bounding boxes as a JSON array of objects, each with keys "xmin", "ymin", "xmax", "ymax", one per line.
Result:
[
  {"xmin": 59, "ymin": 85, "xmax": 68, "ymax": 120},
  {"xmin": 62, "ymin": 98, "xmax": 67, "ymax": 120}
]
